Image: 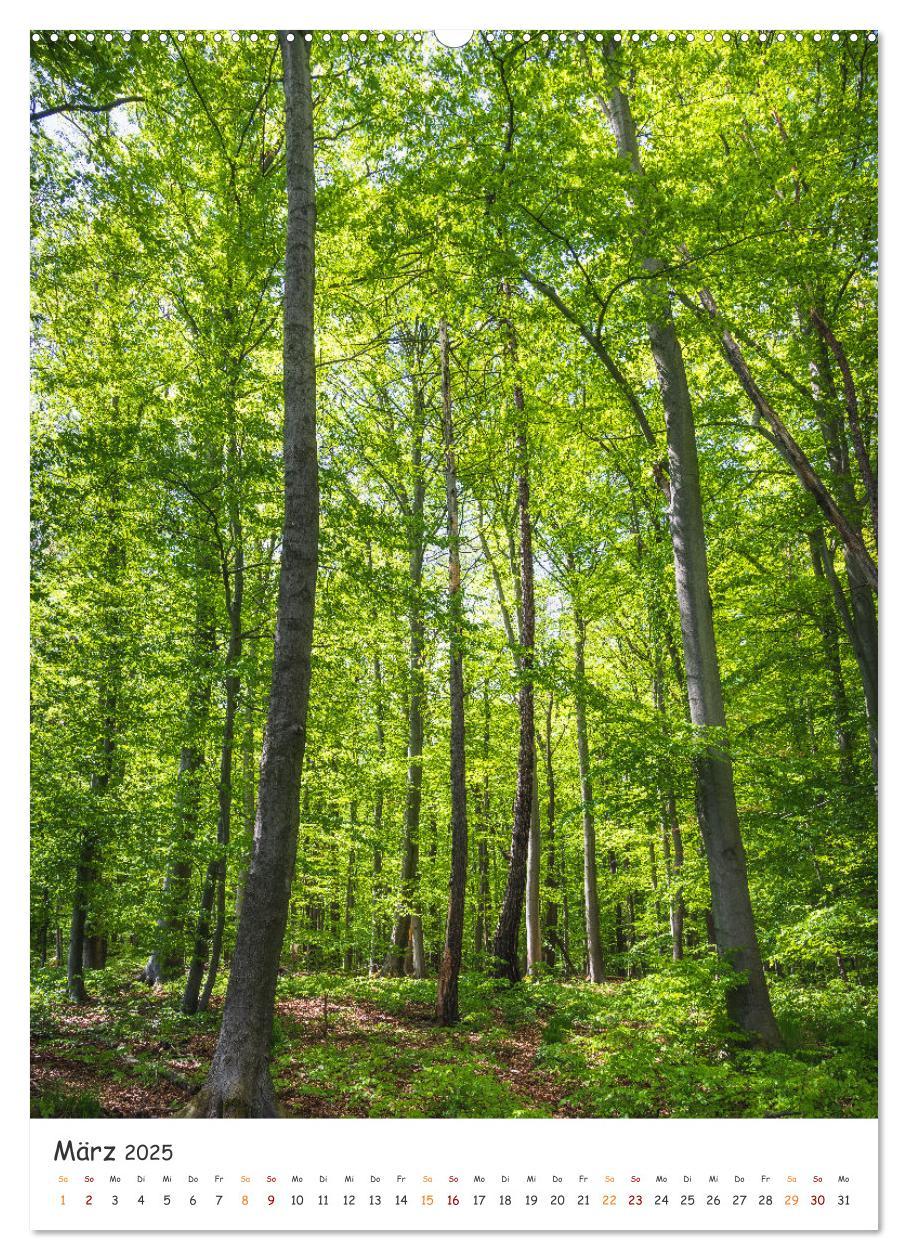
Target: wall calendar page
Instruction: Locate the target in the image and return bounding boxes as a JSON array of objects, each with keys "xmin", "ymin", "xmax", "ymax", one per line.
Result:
[{"xmin": 26, "ymin": 8, "xmax": 882, "ymax": 1242}]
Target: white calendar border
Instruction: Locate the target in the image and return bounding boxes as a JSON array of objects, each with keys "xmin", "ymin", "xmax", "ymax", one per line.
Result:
[{"xmin": 4, "ymin": 2, "xmax": 903, "ymax": 1254}]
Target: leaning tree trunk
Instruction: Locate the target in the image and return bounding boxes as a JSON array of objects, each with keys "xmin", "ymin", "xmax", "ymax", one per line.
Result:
[
  {"xmin": 604, "ymin": 65, "xmax": 780, "ymax": 1048},
  {"xmin": 436, "ymin": 319, "xmax": 469, "ymax": 1025},
  {"xmin": 491, "ymin": 330, "xmax": 536, "ymax": 982},
  {"xmin": 187, "ymin": 31, "xmax": 319, "ymax": 1116},
  {"xmin": 648, "ymin": 315, "xmax": 780, "ymax": 1046},
  {"xmin": 572, "ymin": 607, "xmax": 605, "ymax": 983}
]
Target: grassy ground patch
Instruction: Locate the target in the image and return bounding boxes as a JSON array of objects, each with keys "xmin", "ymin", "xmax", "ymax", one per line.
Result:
[{"xmin": 30, "ymin": 959, "xmax": 876, "ymax": 1119}]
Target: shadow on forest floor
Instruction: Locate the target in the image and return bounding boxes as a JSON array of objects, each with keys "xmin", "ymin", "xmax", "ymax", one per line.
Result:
[{"xmin": 30, "ymin": 960, "xmax": 877, "ymax": 1120}]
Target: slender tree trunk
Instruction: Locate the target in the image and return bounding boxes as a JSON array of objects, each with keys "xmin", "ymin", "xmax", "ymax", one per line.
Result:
[
  {"xmin": 803, "ymin": 314, "xmax": 878, "ymax": 773},
  {"xmin": 69, "ymin": 800, "xmax": 103, "ymax": 999},
  {"xmin": 808, "ymin": 306, "xmax": 877, "ymax": 545},
  {"xmin": 651, "ymin": 310, "xmax": 779, "ymax": 1043},
  {"xmin": 197, "ymin": 861, "xmax": 226, "ymax": 1011},
  {"xmin": 188, "ymin": 32, "xmax": 319, "ymax": 1116},
  {"xmin": 68, "ymin": 680, "xmax": 117, "ymax": 1001},
  {"xmin": 474, "ymin": 683, "xmax": 491, "ymax": 954},
  {"xmin": 807, "ymin": 528, "xmax": 855, "ymax": 779},
  {"xmin": 437, "ymin": 319, "xmax": 469, "ymax": 1025},
  {"xmin": 541, "ymin": 696, "xmax": 559, "ymax": 967},
  {"xmin": 661, "ymin": 792, "xmax": 685, "ymax": 961},
  {"xmin": 491, "ymin": 310, "xmax": 536, "ymax": 982},
  {"xmin": 183, "ymin": 517, "xmax": 244, "ymax": 1015},
  {"xmin": 572, "ymin": 607, "xmax": 605, "ymax": 983},
  {"xmin": 145, "ymin": 570, "xmax": 215, "ymax": 985},
  {"xmin": 234, "ymin": 708, "xmax": 256, "ymax": 919},
  {"xmin": 145, "ymin": 722, "xmax": 209, "ymax": 983},
  {"xmin": 384, "ymin": 363, "xmax": 427, "ymax": 976},
  {"xmin": 369, "ymin": 655, "xmax": 386, "ymax": 973},
  {"xmin": 525, "ymin": 774, "xmax": 543, "ymax": 974},
  {"xmin": 690, "ymin": 286, "xmax": 877, "ymax": 593},
  {"xmin": 603, "ymin": 67, "xmax": 780, "ymax": 1048}
]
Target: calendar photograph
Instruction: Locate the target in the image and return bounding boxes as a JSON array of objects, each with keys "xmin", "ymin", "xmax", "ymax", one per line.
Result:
[{"xmin": 29, "ymin": 25, "xmax": 877, "ymax": 1141}]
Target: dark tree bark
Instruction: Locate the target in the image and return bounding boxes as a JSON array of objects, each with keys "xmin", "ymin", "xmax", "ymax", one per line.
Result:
[
  {"xmin": 187, "ymin": 31, "xmax": 319, "ymax": 1116},
  {"xmin": 491, "ymin": 313, "xmax": 536, "ymax": 982},
  {"xmin": 572, "ymin": 606, "xmax": 605, "ymax": 983},
  {"xmin": 603, "ymin": 68, "xmax": 781, "ymax": 1048},
  {"xmin": 436, "ymin": 319, "xmax": 469, "ymax": 1025}
]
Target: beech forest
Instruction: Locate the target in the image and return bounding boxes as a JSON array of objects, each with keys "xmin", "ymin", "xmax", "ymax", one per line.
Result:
[{"xmin": 30, "ymin": 29, "xmax": 878, "ymax": 1119}]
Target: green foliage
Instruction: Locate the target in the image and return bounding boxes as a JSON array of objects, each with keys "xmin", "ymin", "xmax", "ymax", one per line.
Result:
[{"xmin": 30, "ymin": 31, "xmax": 876, "ymax": 1117}]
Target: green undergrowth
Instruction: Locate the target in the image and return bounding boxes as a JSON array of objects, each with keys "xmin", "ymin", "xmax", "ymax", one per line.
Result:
[{"xmin": 30, "ymin": 957, "xmax": 876, "ymax": 1119}]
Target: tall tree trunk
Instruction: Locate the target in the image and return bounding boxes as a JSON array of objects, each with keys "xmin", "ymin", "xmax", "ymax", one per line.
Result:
[
  {"xmin": 473, "ymin": 682, "xmax": 491, "ymax": 954},
  {"xmin": 68, "ymin": 760, "xmax": 111, "ymax": 1001},
  {"xmin": 145, "ymin": 657, "xmax": 212, "ymax": 985},
  {"xmin": 183, "ymin": 495, "xmax": 244, "ymax": 1016},
  {"xmin": 343, "ymin": 800, "xmax": 357, "ymax": 971},
  {"xmin": 188, "ymin": 31, "xmax": 319, "ymax": 1116},
  {"xmin": 369, "ymin": 655, "xmax": 386, "ymax": 973},
  {"xmin": 651, "ymin": 310, "xmax": 779, "ymax": 1043},
  {"xmin": 234, "ymin": 706, "xmax": 257, "ymax": 919},
  {"xmin": 145, "ymin": 543, "xmax": 216, "ymax": 986},
  {"xmin": 437, "ymin": 319, "xmax": 469, "ymax": 1025},
  {"xmin": 68, "ymin": 525, "xmax": 121, "ymax": 1003},
  {"xmin": 603, "ymin": 67, "xmax": 780, "ymax": 1048},
  {"xmin": 491, "ymin": 309, "xmax": 536, "ymax": 982},
  {"xmin": 807, "ymin": 528, "xmax": 855, "ymax": 779},
  {"xmin": 384, "ymin": 362, "xmax": 427, "ymax": 976},
  {"xmin": 572, "ymin": 606, "xmax": 605, "ymax": 983},
  {"xmin": 803, "ymin": 312, "xmax": 877, "ymax": 773},
  {"xmin": 525, "ymin": 775, "xmax": 543, "ymax": 974},
  {"xmin": 661, "ymin": 791, "xmax": 685, "ymax": 961},
  {"xmin": 541, "ymin": 695, "xmax": 559, "ymax": 968}
]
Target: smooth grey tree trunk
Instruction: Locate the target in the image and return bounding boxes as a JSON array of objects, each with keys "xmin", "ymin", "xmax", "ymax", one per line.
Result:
[
  {"xmin": 188, "ymin": 31, "xmax": 319, "ymax": 1115},
  {"xmin": 572, "ymin": 608, "xmax": 605, "ymax": 983},
  {"xmin": 436, "ymin": 319, "xmax": 469, "ymax": 1024},
  {"xmin": 491, "ymin": 322, "xmax": 536, "ymax": 982},
  {"xmin": 183, "ymin": 483, "xmax": 244, "ymax": 1015},
  {"xmin": 369, "ymin": 654, "xmax": 386, "ymax": 972},
  {"xmin": 384, "ymin": 367, "xmax": 428, "ymax": 977},
  {"xmin": 604, "ymin": 68, "xmax": 781, "ymax": 1047}
]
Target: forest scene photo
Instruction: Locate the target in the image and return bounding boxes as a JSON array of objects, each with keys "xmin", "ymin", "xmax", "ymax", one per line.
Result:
[{"xmin": 30, "ymin": 29, "xmax": 877, "ymax": 1120}]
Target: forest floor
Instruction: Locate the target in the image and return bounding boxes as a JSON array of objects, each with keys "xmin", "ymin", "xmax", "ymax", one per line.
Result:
[{"xmin": 30, "ymin": 960, "xmax": 877, "ymax": 1120}]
